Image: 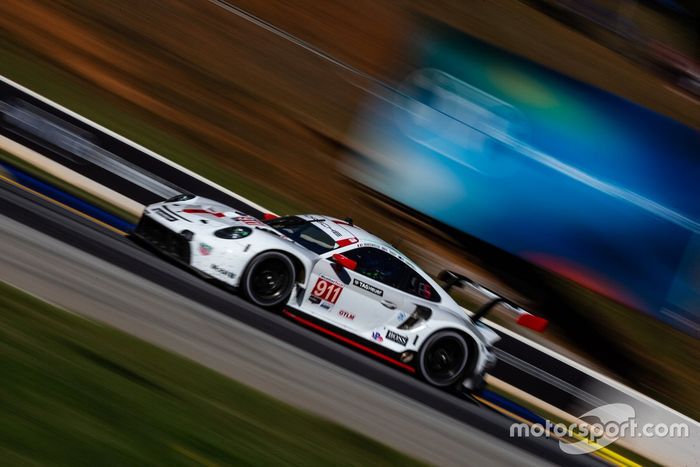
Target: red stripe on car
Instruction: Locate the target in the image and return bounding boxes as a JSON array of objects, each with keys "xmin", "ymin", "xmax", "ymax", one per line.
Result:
[
  {"xmin": 283, "ymin": 310, "xmax": 415, "ymax": 373},
  {"xmin": 182, "ymin": 209, "xmax": 225, "ymax": 218},
  {"xmin": 336, "ymin": 237, "xmax": 358, "ymax": 247}
]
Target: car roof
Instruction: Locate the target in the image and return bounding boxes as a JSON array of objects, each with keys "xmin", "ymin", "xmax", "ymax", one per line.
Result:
[
  {"xmin": 297, "ymin": 214, "xmax": 391, "ymax": 248},
  {"xmin": 296, "ymin": 214, "xmax": 421, "ymax": 267},
  {"xmin": 297, "ymin": 214, "xmax": 442, "ymax": 295}
]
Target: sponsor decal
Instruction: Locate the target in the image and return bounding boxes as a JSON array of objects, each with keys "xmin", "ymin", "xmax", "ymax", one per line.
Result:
[
  {"xmin": 154, "ymin": 208, "xmax": 177, "ymax": 222},
  {"xmin": 308, "ymin": 295, "xmax": 321, "ymax": 304},
  {"xmin": 211, "ymin": 264, "xmax": 235, "ymax": 279},
  {"xmin": 352, "ymin": 278, "xmax": 383, "ymax": 297},
  {"xmin": 312, "ymin": 277, "xmax": 343, "ymax": 304},
  {"xmin": 198, "ymin": 243, "xmax": 212, "ymax": 256},
  {"xmin": 329, "ymin": 226, "xmax": 343, "ymax": 237},
  {"xmin": 397, "ymin": 312, "xmax": 407, "ymax": 322},
  {"xmin": 371, "ymin": 331, "xmax": 383, "ymax": 343},
  {"xmin": 385, "ymin": 330, "xmax": 409, "ymax": 346},
  {"xmin": 308, "ymin": 293, "xmax": 333, "ymax": 310},
  {"xmin": 233, "ymin": 215, "xmax": 264, "ymax": 226},
  {"xmin": 338, "ymin": 310, "xmax": 355, "ymax": 320}
]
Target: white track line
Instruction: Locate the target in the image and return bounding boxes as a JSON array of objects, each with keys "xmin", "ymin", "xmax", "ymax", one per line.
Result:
[
  {"xmin": 0, "ymin": 75, "xmax": 271, "ymax": 214},
  {"xmin": 0, "ymin": 135, "xmax": 143, "ymax": 216}
]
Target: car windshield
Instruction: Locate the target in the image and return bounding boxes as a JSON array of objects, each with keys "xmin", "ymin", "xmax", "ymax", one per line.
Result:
[{"xmin": 264, "ymin": 216, "xmax": 337, "ymax": 254}]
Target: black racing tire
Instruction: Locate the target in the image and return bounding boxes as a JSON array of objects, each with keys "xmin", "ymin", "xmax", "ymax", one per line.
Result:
[
  {"xmin": 417, "ymin": 330, "xmax": 470, "ymax": 387},
  {"xmin": 241, "ymin": 251, "xmax": 296, "ymax": 309}
]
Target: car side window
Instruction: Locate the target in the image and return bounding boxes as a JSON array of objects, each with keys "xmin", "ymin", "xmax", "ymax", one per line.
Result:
[
  {"xmin": 404, "ymin": 271, "xmax": 441, "ymax": 302},
  {"xmin": 343, "ymin": 247, "xmax": 410, "ymax": 289}
]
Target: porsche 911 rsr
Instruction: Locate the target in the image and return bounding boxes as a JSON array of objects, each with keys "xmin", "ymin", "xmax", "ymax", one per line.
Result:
[{"xmin": 133, "ymin": 194, "xmax": 546, "ymax": 390}]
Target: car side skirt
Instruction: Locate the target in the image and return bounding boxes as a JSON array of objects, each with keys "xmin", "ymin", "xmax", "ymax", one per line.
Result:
[{"xmin": 282, "ymin": 306, "xmax": 416, "ymax": 373}]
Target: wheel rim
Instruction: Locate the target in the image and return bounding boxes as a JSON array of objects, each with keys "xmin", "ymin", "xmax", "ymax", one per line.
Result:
[
  {"xmin": 250, "ymin": 258, "xmax": 290, "ymax": 302},
  {"xmin": 424, "ymin": 336, "xmax": 467, "ymax": 384}
]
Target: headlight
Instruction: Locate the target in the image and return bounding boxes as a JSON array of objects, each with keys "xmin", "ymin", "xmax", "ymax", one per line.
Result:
[
  {"xmin": 398, "ymin": 305, "xmax": 432, "ymax": 330},
  {"xmin": 214, "ymin": 226, "xmax": 252, "ymax": 239},
  {"xmin": 166, "ymin": 193, "xmax": 195, "ymax": 202}
]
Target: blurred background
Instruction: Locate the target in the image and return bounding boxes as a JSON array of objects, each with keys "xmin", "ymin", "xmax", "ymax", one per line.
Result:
[{"xmin": 0, "ymin": 0, "xmax": 697, "ymax": 422}]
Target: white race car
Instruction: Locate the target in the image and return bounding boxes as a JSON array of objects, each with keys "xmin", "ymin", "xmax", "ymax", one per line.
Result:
[{"xmin": 134, "ymin": 194, "xmax": 546, "ymax": 390}]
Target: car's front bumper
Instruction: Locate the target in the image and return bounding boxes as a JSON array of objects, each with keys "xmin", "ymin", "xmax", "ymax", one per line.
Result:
[{"xmin": 133, "ymin": 214, "xmax": 192, "ymax": 265}]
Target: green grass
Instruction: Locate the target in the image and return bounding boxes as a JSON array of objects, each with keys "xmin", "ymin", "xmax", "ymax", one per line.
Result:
[{"xmin": 0, "ymin": 281, "xmax": 424, "ymax": 466}]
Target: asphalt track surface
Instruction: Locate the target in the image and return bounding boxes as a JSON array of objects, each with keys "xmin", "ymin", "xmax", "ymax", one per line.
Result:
[{"xmin": 0, "ymin": 179, "xmax": 603, "ymax": 466}]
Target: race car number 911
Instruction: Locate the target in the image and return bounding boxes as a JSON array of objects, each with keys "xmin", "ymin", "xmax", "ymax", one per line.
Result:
[{"xmin": 312, "ymin": 278, "xmax": 343, "ymax": 304}]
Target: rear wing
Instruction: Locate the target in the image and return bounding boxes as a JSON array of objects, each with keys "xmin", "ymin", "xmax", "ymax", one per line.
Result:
[{"xmin": 438, "ymin": 270, "xmax": 548, "ymax": 332}]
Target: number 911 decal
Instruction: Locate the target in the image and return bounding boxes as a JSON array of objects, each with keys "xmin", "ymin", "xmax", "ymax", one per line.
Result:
[{"xmin": 310, "ymin": 277, "xmax": 343, "ymax": 308}]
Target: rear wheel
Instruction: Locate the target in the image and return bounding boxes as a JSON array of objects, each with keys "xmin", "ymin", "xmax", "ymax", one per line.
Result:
[
  {"xmin": 241, "ymin": 252, "xmax": 295, "ymax": 309},
  {"xmin": 417, "ymin": 330, "xmax": 470, "ymax": 387}
]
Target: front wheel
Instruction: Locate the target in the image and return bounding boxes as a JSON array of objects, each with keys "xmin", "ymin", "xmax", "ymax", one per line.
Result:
[
  {"xmin": 417, "ymin": 330, "xmax": 470, "ymax": 387},
  {"xmin": 241, "ymin": 252, "xmax": 295, "ymax": 309}
]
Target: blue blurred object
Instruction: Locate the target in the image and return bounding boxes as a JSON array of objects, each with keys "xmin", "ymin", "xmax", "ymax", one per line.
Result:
[
  {"xmin": 478, "ymin": 389, "xmax": 548, "ymax": 426},
  {"xmin": 1, "ymin": 161, "xmax": 135, "ymax": 233},
  {"xmin": 350, "ymin": 28, "xmax": 700, "ymax": 335}
]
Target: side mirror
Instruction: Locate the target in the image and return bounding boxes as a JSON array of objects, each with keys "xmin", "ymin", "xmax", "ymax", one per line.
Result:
[
  {"xmin": 262, "ymin": 213, "xmax": 279, "ymax": 221},
  {"xmin": 331, "ymin": 253, "xmax": 357, "ymax": 271},
  {"xmin": 516, "ymin": 314, "xmax": 549, "ymax": 332}
]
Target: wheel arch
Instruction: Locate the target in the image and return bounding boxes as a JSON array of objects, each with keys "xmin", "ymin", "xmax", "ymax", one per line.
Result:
[
  {"xmin": 239, "ymin": 249, "xmax": 300, "ymax": 309},
  {"xmin": 262, "ymin": 249, "xmax": 307, "ymax": 285},
  {"xmin": 450, "ymin": 327, "xmax": 480, "ymax": 379},
  {"xmin": 421, "ymin": 326, "xmax": 481, "ymax": 381}
]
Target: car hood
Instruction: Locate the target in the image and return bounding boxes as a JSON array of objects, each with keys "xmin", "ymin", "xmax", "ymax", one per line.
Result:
[
  {"xmin": 157, "ymin": 199, "xmax": 319, "ymax": 257},
  {"xmin": 157, "ymin": 200, "xmax": 269, "ymax": 229}
]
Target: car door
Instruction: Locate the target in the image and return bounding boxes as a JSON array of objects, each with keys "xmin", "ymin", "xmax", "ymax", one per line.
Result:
[{"xmin": 301, "ymin": 246, "xmax": 411, "ymax": 333}]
